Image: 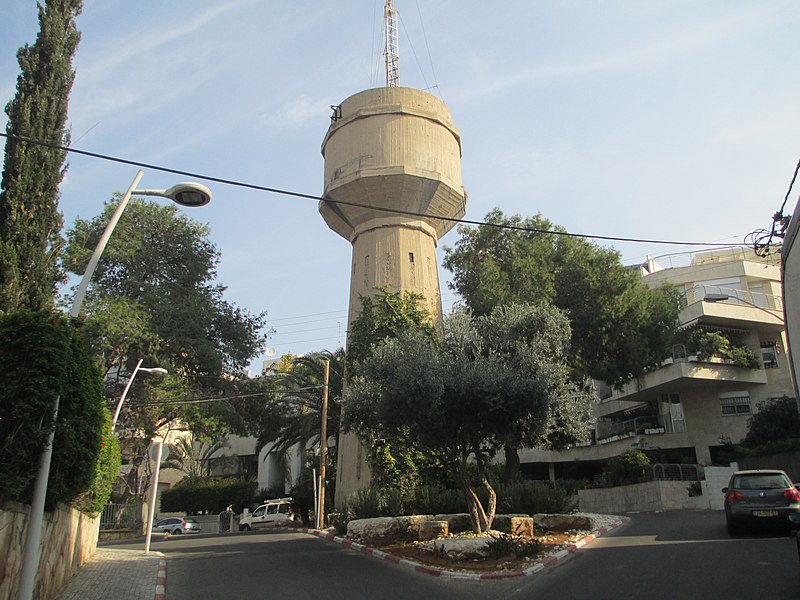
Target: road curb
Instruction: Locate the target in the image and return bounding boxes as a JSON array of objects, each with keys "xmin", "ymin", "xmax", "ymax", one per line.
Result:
[
  {"xmin": 154, "ymin": 554, "xmax": 166, "ymax": 600},
  {"xmin": 273, "ymin": 517, "xmax": 628, "ymax": 580}
]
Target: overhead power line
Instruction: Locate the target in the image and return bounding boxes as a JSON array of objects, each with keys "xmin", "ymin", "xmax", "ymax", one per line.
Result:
[{"xmin": 1, "ymin": 132, "xmax": 744, "ymax": 248}]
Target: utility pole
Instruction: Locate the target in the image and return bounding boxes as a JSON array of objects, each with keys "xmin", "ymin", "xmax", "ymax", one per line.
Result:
[{"xmin": 317, "ymin": 359, "xmax": 330, "ymax": 529}]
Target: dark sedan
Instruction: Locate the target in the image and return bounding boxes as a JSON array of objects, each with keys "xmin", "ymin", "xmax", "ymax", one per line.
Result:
[{"xmin": 723, "ymin": 469, "xmax": 800, "ymax": 535}]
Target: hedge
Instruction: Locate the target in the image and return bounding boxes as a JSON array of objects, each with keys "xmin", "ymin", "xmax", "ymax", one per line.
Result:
[
  {"xmin": 0, "ymin": 310, "xmax": 106, "ymax": 510},
  {"xmin": 160, "ymin": 478, "xmax": 257, "ymax": 514}
]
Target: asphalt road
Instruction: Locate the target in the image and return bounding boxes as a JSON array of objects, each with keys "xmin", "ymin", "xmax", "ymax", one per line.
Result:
[{"xmin": 106, "ymin": 511, "xmax": 800, "ymax": 599}]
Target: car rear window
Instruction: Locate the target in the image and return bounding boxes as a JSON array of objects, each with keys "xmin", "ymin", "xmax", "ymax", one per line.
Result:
[
  {"xmin": 732, "ymin": 473, "xmax": 789, "ymax": 489},
  {"xmin": 185, "ymin": 518, "xmax": 197, "ymax": 523}
]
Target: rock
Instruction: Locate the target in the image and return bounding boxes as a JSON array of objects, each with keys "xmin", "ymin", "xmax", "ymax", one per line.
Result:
[
  {"xmin": 493, "ymin": 515, "xmax": 534, "ymax": 538},
  {"xmin": 433, "ymin": 513, "xmax": 473, "ymax": 533},
  {"xmin": 347, "ymin": 515, "xmax": 434, "ymax": 544},
  {"xmin": 419, "ymin": 520, "xmax": 448, "ymax": 541},
  {"xmin": 534, "ymin": 513, "xmax": 594, "ymax": 531},
  {"xmin": 433, "ymin": 535, "xmax": 493, "ymax": 560}
]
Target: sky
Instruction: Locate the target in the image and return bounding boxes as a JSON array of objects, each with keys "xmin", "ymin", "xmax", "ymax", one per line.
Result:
[{"xmin": 1, "ymin": 0, "xmax": 799, "ymax": 374}]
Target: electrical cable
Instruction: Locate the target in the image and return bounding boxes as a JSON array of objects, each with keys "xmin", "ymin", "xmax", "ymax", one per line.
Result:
[{"xmin": 0, "ymin": 132, "xmax": 742, "ymax": 248}]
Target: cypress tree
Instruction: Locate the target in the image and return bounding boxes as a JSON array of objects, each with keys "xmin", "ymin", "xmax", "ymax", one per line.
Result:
[{"xmin": 0, "ymin": 0, "xmax": 83, "ymax": 312}]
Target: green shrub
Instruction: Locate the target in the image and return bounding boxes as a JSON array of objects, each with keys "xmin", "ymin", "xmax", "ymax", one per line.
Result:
[
  {"xmin": 606, "ymin": 449, "xmax": 650, "ymax": 485},
  {"xmin": 494, "ymin": 481, "xmax": 577, "ymax": 515},
  {"xmin": 75, "ymin": 409, "xmax": 121, "ymax": 515},
  {"xmin": 485, "ymin": 533, "xmax": 542, "ymax": 559},
  {"xmin": 408, "ymin": 486, "xmax": 467, "ymax": 515},
  {"xmin": 160, "ymin": 478, "xmax": 257, "ymax": 514},
  {"xmin": 0, "ymin": 310, "xmax": 106, "ymax": 510}
]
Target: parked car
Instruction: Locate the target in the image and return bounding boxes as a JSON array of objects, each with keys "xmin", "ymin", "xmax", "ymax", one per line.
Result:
[
  {"xmin": 239, "ymin": 498, "xmax": 293, "ymax": 531},
  {"xmin": 722, "ymin": 469, "xmax": 800, "ymax": 535},
  {"xmin": 153, "ymin": 517, "xmax": 202, "ymax": 535}
]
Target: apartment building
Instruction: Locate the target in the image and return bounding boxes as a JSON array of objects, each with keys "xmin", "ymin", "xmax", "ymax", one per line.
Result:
[{"xmin": 519, "ymin": 247, "xmax": 793, "ymax": 480}]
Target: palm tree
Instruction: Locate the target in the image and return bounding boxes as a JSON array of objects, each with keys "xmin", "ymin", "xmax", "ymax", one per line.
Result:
[
  {"xmin": 255, "ymin": 349, "xmax": 344, "ymax": 465},
  {"xmin": 162, "ymin": 437, "xmax": 234, "ymax": 482}
]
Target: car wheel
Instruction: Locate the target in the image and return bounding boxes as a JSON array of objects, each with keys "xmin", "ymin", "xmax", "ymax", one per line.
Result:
[
  {"xmin": 240, "ymin": 524, "xmax": 251, "ymax": 531},
  {"xmin": 172, "ymin": 528, "xmax": 182, "ymax": 535}
]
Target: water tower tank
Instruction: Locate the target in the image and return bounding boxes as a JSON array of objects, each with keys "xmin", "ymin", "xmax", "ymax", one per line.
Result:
[{"xmin": 320, "ymin": 86, "xmax": 465, "ymax": 324}]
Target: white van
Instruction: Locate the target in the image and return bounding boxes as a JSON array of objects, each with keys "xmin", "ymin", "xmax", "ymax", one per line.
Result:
[{"xmin": 239, "ymin": 498, "xmax": 293, "ymax": 531}]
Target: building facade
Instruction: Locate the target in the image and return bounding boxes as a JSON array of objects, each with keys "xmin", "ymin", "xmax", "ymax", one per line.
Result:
[{"xmin": 520, "ymin": 248, "xmax": 793, "ymax": 480}]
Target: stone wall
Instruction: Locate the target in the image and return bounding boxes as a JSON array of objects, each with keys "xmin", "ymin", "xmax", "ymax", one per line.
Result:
[
  {"xmin": 0, "ymin": 501, "xmax": 99, "ymax": 600},
  {"xmin": 577, "ymin": 480, "xmax": 712, "ymax": 514}
]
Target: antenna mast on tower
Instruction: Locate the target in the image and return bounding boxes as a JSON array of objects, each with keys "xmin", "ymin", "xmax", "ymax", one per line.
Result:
[{"xmin": 384, "ymin": 0, "xmax": 399, "ymax": 87}]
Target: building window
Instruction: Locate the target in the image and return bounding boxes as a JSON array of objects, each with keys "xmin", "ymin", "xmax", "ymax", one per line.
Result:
[
  {"xmin": 659, "ymin": 393, "xmax": 686, "ymax": 432},
  {"xmin": 408, "ymin": 252, "xmax": 415, "ymax": 263},
  {"xmin": 760, "ymin": 340, "xmax": 778, "ymax": 368},
  {"xmin": 720, "ymin": 392, "xmax": 752, "ymax": 416}
]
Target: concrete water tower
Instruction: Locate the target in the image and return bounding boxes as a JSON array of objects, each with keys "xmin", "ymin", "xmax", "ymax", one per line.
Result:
[{"xmin": 320, "ymin": 1, "xmax": 466, "ymax": 505}]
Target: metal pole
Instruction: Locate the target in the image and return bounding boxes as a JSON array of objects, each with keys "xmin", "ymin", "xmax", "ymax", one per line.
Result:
[
  {"xmin": 144, "ymin": 440, "xmax": 164, "ymax": 554},
  {"xmin": 317, "ymin": 359, "xmax": 330, "ymax": 529},
  {"xmin": 17, "ymin": 171, "xmax": 144, "ymax": 600},
  {"xmin": 111, "ymin": 359, "xmax": 142, "ymax": 430}
]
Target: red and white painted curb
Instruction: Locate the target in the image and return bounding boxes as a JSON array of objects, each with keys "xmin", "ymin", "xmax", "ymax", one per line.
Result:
[
  {"xmin": 273, "ymin": 517, "xmax": 628, "ymax": 580},
  {"xmin": 154, "ymin": 554, "xmax": 166, "ymax": 600}
]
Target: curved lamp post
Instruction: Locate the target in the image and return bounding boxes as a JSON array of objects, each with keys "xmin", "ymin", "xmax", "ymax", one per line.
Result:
[
  {"xmin": 111, "ymin": 359, "xmax": 168, "ymax": 430},
  {"xmin": 18, "ymin": 170, "xmax": 211, "ymax": 600}
]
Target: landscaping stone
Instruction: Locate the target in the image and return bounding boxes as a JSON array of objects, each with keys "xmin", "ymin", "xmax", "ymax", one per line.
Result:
[
  {"xmin": 432, "ymin": 513, "xmax": 473, "ymax": 533},
  {"xmin": 534, "ymin": 513, "xmax": 594, "ymax": 531},
  {"xmin": 347, "ymin": 515, "xmax": 434, "ymax": 544},
  {"xmin": 433, "ymin": 535, "xmax": 492, "ymax": 560},
  {"xmin": 492, "ymin": 514, "xmax": 534, "ymax": 537},
  {"xmin": 419, "ymin": 520, "xmax": 448, "ymax": 541}
]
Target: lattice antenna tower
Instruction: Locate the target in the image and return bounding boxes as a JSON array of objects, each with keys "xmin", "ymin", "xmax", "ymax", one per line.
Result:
[{"xmin": 384, "ymin": 0, "xmax": 400, "ymax": 86}]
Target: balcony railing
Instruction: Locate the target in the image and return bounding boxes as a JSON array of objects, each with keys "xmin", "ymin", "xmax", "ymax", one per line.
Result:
[{"xmin": 681, "ymin": 284, "xmax": 783, "ymax": 312}]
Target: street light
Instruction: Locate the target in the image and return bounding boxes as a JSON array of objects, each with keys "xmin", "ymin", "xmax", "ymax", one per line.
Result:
[
  {"xmin": 18, "ymin": 170, "xmax": 211, "ymax": 600},
  {"xmin": 111, "ymin": 359, "xmax": 168, "ymax": 430}
]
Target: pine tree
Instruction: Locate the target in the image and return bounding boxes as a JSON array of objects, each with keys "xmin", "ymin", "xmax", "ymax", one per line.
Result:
[{"xmin": 0, "ymin": 0, "xmax": 83, "ymax": 312}]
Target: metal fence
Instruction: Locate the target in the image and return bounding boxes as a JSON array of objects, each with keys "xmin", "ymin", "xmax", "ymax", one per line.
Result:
[
  {"xmin": 99, "ymin": 503, "xmax": 141, "ymax": 530},
  {"xmin": 651, "ymin": 463, "xmax": 701, "ymax": 482}
]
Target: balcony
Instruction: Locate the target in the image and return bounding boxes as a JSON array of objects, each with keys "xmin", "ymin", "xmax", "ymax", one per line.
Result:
[
  {"xmin": 600, "ymin": 358, "xmax": 768, "ymax": 408},
  {"xmin": 680, "ymin": 285, "xmax": 784, "ymax": 332}
]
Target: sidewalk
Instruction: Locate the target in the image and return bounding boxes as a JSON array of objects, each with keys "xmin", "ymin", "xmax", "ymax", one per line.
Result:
[{"xmin": 54, "ymin": 548, "xmax": 165, "ymax": 600}]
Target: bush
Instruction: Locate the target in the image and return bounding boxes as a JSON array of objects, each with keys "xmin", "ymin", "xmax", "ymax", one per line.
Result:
[
  {"xmin": 409, "ymin": 486, "xmax": 467, "ymax": 515},
  {"xmin": 160, "ymin": 478, "xmax": 257, "ymax": 514},
  {"xmin": 494, "ymin": 481, "xmax": 577, "ymax": 515},
  {"xmin": 485, "ymin": 533, "xmax": 542, "ymax": 559},
  {"xmin": 606, "ymin": 449, "xmax": 650, "ymax": 486},
  {"xmin": 0, "ymin": 310, "xmax": 106, "ymax": 510},
  {"xmin": 74, "ymin": 409, "xmax": 121, "ymax": 515}
]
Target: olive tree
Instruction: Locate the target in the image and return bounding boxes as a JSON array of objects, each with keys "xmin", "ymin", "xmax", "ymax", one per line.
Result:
[{"xmin": 343, "ymin": 303, "xmax": 589, "ymax": 533}]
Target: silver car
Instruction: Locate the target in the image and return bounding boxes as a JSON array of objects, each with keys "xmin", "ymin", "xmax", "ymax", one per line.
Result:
[
  {"xmin": 153, "ymin": 517, "xmax": 202, "ymax": 535},
  {"xmin": 722, "ymin": 469, "xmax": 800, "ymax": 535}
]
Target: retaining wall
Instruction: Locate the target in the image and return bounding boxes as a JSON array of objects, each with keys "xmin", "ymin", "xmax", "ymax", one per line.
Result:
[
  {"xmin": 0, "ymin": 501, "xmax": 99, "ymax": 600},
  {"xmin": 577, "ymin": 480, "xmax": 715, "ymax": 514}
]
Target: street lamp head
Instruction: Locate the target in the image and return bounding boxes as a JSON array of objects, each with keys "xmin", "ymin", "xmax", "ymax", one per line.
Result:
[
  {"xmin": 703, "ymin": 294, "xmax": 730, "ymax": 303},
  {"xmin": 163, "ymin": 182, "xmax": 212, "ymax": 207},
  {"xmin": 139, "ymin": 367, "xmax": 168, "ymax": 376},
  {"xmin": 133, "ymin": 182, "xmax": 212, "ymax": 207}
]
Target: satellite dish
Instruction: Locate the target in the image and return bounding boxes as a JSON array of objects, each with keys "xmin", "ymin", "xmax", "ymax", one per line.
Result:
[{"xmin": 265, "ymin": 347, "xmax": 276, "ymax": 357}]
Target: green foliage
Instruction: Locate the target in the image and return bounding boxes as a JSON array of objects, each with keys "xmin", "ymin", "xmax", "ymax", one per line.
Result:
[
  {"xmin": 160, "ymin": 478, "xmax": 257, "ymax": 515},
  {"xmin": 409, "ymin": 487, "xmax": 468, "ymax": 515},
  {"xmin": 75, "ymin": 409, "xmax": 121, "ymax": 515},
  {"xmin": 494, "ymin": 481, "xmax": 577, "ymax": 515},
  {"xmin": 485, "ymin": 533, "xmax": 542, "ymax": 559},
  {"xmin": 344, "ymin": 303, "xmax": 589, "ymax": 533},
  {"xmin": 0, "ymin": 0, "xmax": 83, "ymax": 312},
  {"xmin": 443, "ymin": 208, "xmax": 681, "ymax": 388},
  {"xmin": 742, "ymin": 396, "xmax": 800, "ymax": 448},
  {"xmin": 63, "ymin": 198, "xmax": 267, "ymax": 507},
  {"xmin": 736, "ymin": 437, "xmax": 800, "ymax": 458},
  {"xmin": 0, "ymin": 310, "xmax": 106, "ymax": 510},
  {"xmin": 606, "ymin": 449, "xmax": 650, "ymax": 486},
  {"xmin": 684, "ymin": 330, "xmax": 760, "ymax": 369},
  {"xmin": 162, "ymin": 437, "xmax": 232, "ymax": 483},
  {"xmin": 346, "ymin": 288, "xmax": 437, "ymax": 370}
]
